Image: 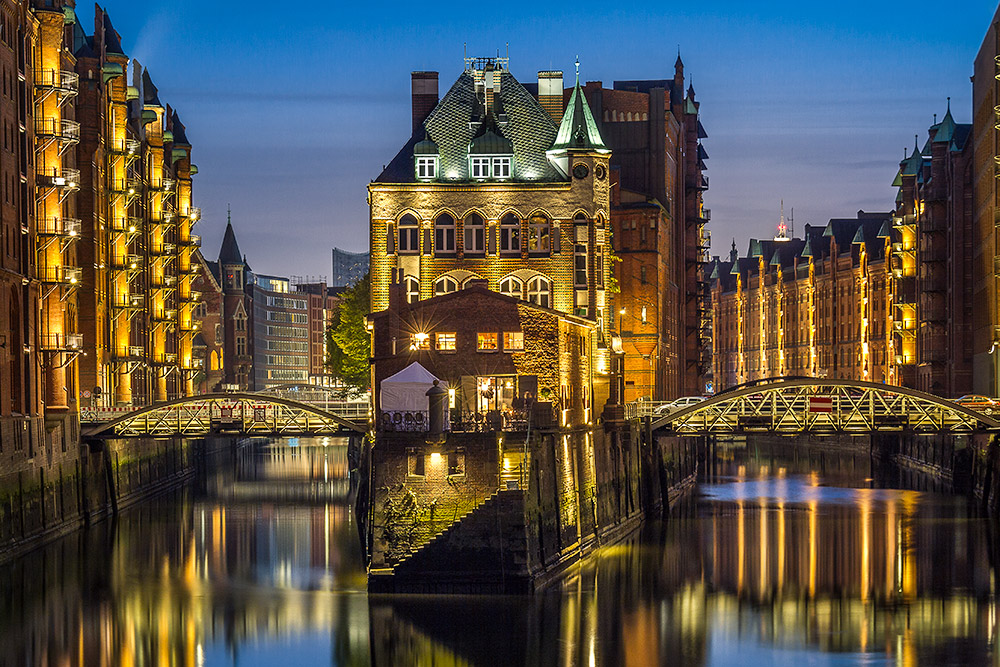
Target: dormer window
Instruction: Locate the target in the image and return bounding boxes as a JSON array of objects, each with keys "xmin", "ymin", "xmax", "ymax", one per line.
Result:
[
  {"xmin": 416, "ymin": 156, "xmax": 437, "ymax": 180},
  {"xmin": 468, "ymin": 114, "xmax": 514, "ymax": 181},
  {"xmin": 470, "ymin": 157, "xmax": 491, "ymax": 179},
  {"xmin": 492, "ymin": 157, "xmax": 511, "ymax": 179}
]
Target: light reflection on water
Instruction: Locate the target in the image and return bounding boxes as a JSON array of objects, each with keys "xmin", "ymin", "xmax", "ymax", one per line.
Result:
[{"xmin": 0, "ymin": 439, "xmax": 998, "ymax": 666}]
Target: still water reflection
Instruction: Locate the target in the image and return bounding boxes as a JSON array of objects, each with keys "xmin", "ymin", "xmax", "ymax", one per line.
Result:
[{"xmin": 1, "ymin": 440, "xmax": 998, "ymax": 666}]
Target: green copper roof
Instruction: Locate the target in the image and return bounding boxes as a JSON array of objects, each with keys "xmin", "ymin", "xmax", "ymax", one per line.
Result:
[
  {"xmin": 414, "ymin": 135, "xmax": 439, "ymax": 155},
  {"xmin": 891, "ymin": 169, "xmax": 902, "ymax": 187},
  {"xmin": 470, "ymin": 115, "xmax": 513, "ymax": 154},
  {"xmin": 933, "ymin": 104, "xmax": 956, "ymax": 144},
  {"xmin": 877, "ymin": 220, "xmax": 892, "ymax": 239},
  {"xmin": 800, "ymin": 242, "xmax": 813, "ymax": 259},
  {"xmin": 852, "ymin": 227, "xmax": 865, "ymax": 245},
  {"xmin": 900, "ymin": 148, "xmax": 923, "ymax": 176},
  {"xmin": 769, "ymin": 250, "xmax": 782, "ymax": 266},
  {"xmin": 551, "ymin": 68, "xmax": 608, "ymax": 152}
]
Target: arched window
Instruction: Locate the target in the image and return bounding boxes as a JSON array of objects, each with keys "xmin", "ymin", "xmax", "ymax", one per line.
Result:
[
  {"xmin": 435, "ymin": 276, "xmax": 459, "ymax": 296},
  {"xmin": 398, "ymin": 214, "xmax": 419, "ymax": 254},
  {"xmin": 527, "ymin": 276, "xmax": 551, "ymax": 308},
  {"xmin": 464, "ymin": 213, "xmax": 485, "ymax": 255},
  {"xmin": 528, "ymin": 215, "xmax": 550, "ymax": 254},
  {"xmin": 404, "ymin": 276, "xmax": 420, "ymax": 304},
  {"xmin": 435, "ymin": 214, "xmax": 455, "ymax": 255},
  {"xmin": 499, "ymin": 213, "xmax": 520, "ymax": 255},
  {"xmin": 499, "ymin": 276, "xmax": 523, "ymax": 299}
]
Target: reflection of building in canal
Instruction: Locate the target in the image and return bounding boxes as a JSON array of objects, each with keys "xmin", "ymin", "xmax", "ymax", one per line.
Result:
[
  {"xmin": 369, "ymin": 482, "xmax": 1000, "ymax": 666},
  {"xmin": 0, "ymin": 496, "xmax": 371, "ymax": 666}
]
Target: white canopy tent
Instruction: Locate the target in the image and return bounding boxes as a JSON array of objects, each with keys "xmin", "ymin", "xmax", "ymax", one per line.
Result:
[{"xmin": 379, "ymin": 362, "xmax": 449, "ymax": 429}]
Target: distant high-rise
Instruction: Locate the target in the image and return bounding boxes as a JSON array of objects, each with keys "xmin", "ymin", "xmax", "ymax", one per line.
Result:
[{"xmin": 331, "ymin": 248, "xmax": 368, "ymax": 287}]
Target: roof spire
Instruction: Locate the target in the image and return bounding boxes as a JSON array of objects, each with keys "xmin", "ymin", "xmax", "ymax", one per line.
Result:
[
  {"xmin": 947, "ymin": 96, "xmax": 951, "ymax": 113},
  {"xmin": 575, "ymin": 56, "xmax": 580, "ymax": 84},
  {"xmin": 730, "ymin": 238, "xmax": 738, "ymax": 263},
  {"xmin": 775, "ymin": 200, "xmax": 789, "ymax": 241},
  {"xmin": 914, "ymin": 134, "xmax": 920, "ymax": 153},
  {"xmin": 227, "ymin": 203, "xmax": 231, "ymax": 226}
]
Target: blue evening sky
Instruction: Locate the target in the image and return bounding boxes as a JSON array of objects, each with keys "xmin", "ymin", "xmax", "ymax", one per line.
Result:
[{"xmin": 97, "ymin": 0, "xmax": 999, "ymax": 279}]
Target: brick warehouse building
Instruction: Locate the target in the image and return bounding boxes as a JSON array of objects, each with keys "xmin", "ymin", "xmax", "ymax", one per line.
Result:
[
  {"xmin": 711, "ymin": 212, "xmax": 893, "ymax": 388},
  {"xmin": 574, "ymin": 57, "xmax": 710, "ymax": 400}
]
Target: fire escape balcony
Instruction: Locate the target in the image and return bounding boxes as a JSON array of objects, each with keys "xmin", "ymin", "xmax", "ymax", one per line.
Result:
[
  {"xmin": 37, "ymin": 264, "xmax": 81, "ymax": 285},
  {"xmin": 108, "ymin": 137, "xmax": 141, "ymax": 157},
  {"xmin": 151, "ymin": 308, "xmax": 177, "ymax": 324},
  {"xmin": 39, "ymin": 332, "xmax": 83, "ymax": 351},
  {"xmin": 36, "ymin": 216, "xmax": 81, "ymax": 238},
  {"xmin": 149, "ymin": 274, "xmax": 177, "ymax": 290},
  {"xmin": 109, "ymin": 176, "xmax": 142, "ymax": 205},
  {"xmin": 150, "ymin": 242, "xmax": 176, "ymax": 257},
  {"xmin": 151, "ymin": 209, "xmax": 176, "ymax": 225},
  {"xmin": 993, "ymin": 255, "xmax": 1000, "ymax": 278},
  {"xmin": 112, "ymin": 345, "xmax": 146, "ymax": 362},
  {"xmin": 178, "ymin": 234, "xmax": 201, "ymax": 248},
  {"xmin": 110, "ymin": 217, "xmax": 142, "ymax": 238},
  {"xmin": 894, "ymin": 353, "xmax": 916, "ymax": 366},
  {"xmin": 110, "ymin": 254, "xmax": 143, "ymax": 272},
  {"xmin": 110, "ymin": 293, "xmax": 145, "ymax": 310},
  {"xmin": 892, "ymin": 320, "xmax": 916, "ymax": 338},
  {"xmin": 151, "ymin": 352, "xmax": 178, "ymax": 367},
  {"xmin": 36, "ymin": 167, "xmax": 80, "ymax": 203},
  {"xmin": 148, "ymin": 178, "xmax": 176, "ymax": 193},
  {"xmin": 178, "ymin": 319, "xmax": 202, "ymax": 333},
  {"xmin": 34, "ymin": 69, "xmax": 79, "ymax": 106},
  {"xmin": 35, "ymin": 117, "xmax": 80, "ymax": 155},
  {"xmin": 179, "ymin": 289, "xmax": 202, "ymax": 303},
  {"xmin": 184, "ymin": 207, "xmax": 201, "ymax": 222}
]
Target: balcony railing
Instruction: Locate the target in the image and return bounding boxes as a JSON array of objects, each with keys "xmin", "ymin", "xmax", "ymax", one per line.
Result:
[
  {"xmin": 178, "ymin": 234, "xmax": 201, "ymax": 247},
  {"xmin": 179, "ymin": 290, "xmax": 202, "ymax": 303},
  {"xmin": 185, "ymin": 207, "xmax": 201, "ymax": 221},
  {"xmin": 35, "ymin": 117, "xmax": 80, "ymax": 142},
  {"xmin": 36, "ymin": 167, "xmax": 80, "ymax": 189},
  {"xmin": 110, "ymin": 254, "xmax": 142, "ymax": 271},
  {"xmin": 36, "ymin": 217, "xmax": 81, "ymax": 237},
  {"xmin": 37, "ymin": 265, "xmax": 81, "ymax": 284},
  {"xmin": 112, "ymin": 346, "xmax": 146, "ymax": 360},
  {"xmin": 110, "ymin": 293, "xmax": 144, "ymax": 309},
  {"xmin": 151, "ymin": 309, "xmax": 177, "ymax": 322},
  {"xmin": 108, "ymin": 138, "xmax": 141, "ymax": 155},
  {"xmin": 39, "ymin": 332, "xmax": 83, "ymax": 350},
  {"xmin": 35, "ymin": 69, "xmax": 79, "ymax": 95},
  {"xmin": 111, "ymin": 217, "xmax": 142, "ymax": 233},
  {"xmin": 152, "ymin": 352, "xmax": 178, "ymax": 365},
  {"xmin": 109, "ymin": 177, "xmax": 142, "ymax": 195}
]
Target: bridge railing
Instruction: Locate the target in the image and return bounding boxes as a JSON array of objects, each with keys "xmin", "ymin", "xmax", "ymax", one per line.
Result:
[{"xmin": 80, "ymin": 397, "xmax": 370, "ymax": 424}]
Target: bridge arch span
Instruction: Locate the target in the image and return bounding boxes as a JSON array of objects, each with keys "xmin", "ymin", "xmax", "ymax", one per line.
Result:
[
  {"xmin": 650, "ymin": 378, "xmax": 1000, "ymax": 434},
  {"xmin": 82, "ymin": 392, "xmax": 367, "ymax": 439}
]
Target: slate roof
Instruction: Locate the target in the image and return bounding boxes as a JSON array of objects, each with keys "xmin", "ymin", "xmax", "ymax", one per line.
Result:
[
  {"xmin": 219, "ymin": 222, "xmax": 243, "ymax": 265},
  {"xmin": 143, "ymin": 69, "xmax": 162, "ymax": 107},
  {"xmin": 172, "ymin": 111, "xmax": 191, "ymax": 147},
  {"xmin": 103, "ymin": 12, "xmax": 125, "ymax": 56},
  {"xmin": 375, "ymin": 68, "xmax": 561, "ymax": 183}
]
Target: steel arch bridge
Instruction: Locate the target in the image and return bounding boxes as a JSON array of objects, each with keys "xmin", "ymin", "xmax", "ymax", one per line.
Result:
[
  {"xmin": 82, "ymin": 393, "xmax": 367, "ymax": 439},
  {"xmin": 649, "ymin": 379, "xmax": 1000, "ymax": 435}
]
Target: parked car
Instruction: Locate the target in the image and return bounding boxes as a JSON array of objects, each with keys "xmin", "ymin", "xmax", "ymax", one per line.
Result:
[
  {"xmin": 954, "ymin": 395, "xmax": 1000, "ymax": 415},
  {"xmin": 654, "ymin": 396, "xmax": 706, "ymax": 415}
]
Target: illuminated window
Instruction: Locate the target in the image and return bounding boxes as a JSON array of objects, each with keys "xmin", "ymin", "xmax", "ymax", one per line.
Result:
[
  {"xmin": 503, "ymin": 332, "xmax": 524, "ymax": 351},
  {"xmin": 411, "ymin": 332, "xmax": 430, "ymax": 350},
  {"xmin": 415, "ymin": 156, "xmax": 437, "ymax": 180},
  {"xmin": 404, "ymin": 276, "xmax": 419, "ymax": 304},
  {"xmin": 499, "ymin": 276, "xmax": 523, "ymax": 299},
  {"xmin": 435, "ymin": 276, "xmax": 458, "ymax": 296},
  {"xmin": 398, "ymin": 214, "xmax": 419, "ymax": 254},
  {"xmin": 477, "ymin": 332, "xmax": 498, "ymax": 352},
  {"xmin": 527, "ymin": 276, "xmax": 551, "ymax": 308},
  {"xmin": 435, "ymin": 214, "xmax": 455, "ymax": 255},
  {"xmin": 641, "ymin": 306, "xmax": 647, "ymax": 324},
  {"xmin": 436, "ymin": 332, "xmax": 456, "ymax": 351},
  {"xmin": 464, "ymin": 213, "xmax": 485, "ymax": 254},
  {"xmin": 500, "ymin": 213, "xmax": 520, "ymax": 254},
  {"xmin": 528, "ymin": 215, "xmax": 550, "ymax": 253}
]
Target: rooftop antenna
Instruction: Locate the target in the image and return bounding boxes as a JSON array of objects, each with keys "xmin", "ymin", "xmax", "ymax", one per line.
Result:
[
  {"xmin": 227, "ymin": 203, "xmax": 231, "ymax": 225},
  {"xmin": 789, "ymin": 207, "xmax": 794, "ymax": 237},
  {"xmin": 774, "ymin": 200, "xmax": 789, "ymax": 241},
  {"xmin": 575, "ymin": 55, "xmax": 580, "ymax": 84}
]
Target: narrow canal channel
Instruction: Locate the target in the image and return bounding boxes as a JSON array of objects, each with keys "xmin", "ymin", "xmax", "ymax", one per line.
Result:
[{"xmin": 1, "ymin": 437, "xmax": 997, "ymax": 666}]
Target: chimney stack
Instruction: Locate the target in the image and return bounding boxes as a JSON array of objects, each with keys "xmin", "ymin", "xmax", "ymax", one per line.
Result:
[
  {"xmin": 537, "ymin": 70, "xmax": 564, "ymax": 123},
  {"xmin": 411, "ymin": 72, "xmax": 439, "ymax": 134}
]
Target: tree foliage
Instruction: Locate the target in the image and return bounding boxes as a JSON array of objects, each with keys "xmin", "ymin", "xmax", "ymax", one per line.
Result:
[{"xmin": 326, "ymin": 273, "xmax": 371, "ymax": 390}]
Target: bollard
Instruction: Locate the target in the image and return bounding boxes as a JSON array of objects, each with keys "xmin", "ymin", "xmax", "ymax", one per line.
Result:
[{"xmin": 426, "ymin": 380, "xmax": 447, "ymax": 436}]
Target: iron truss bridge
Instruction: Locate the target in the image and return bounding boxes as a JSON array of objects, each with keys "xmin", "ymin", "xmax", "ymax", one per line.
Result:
[
  {"xmin": 647, "ymin": 379, "xmax": 1000, "ymax": 435},
  {"xmin": 81, "ymin": 393, "xmax": 367, "ymax": 439}
]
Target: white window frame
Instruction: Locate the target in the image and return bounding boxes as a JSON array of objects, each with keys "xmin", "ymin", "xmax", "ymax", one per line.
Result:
[
  {"xmin": 435, "ymin": 276, "xmax": 459, "ymax": 296},
  {"xmin": 464, "ymin": 215, "xmax": 485, "ymax": 254},
  {"xmin": 492, "ymin": 156, "xmax": 511, "ymax": 179},
  {"xmin": 398, "ymin": 216, "xmax": 419, "ymax": 254},
  {"xmin": 527, "ymin": 276, "xmax": 551, "ymax": 308},
  {"xmin": 435, "ymin": 215, "xmax": 455, "ymax": 255},
  {"xmin": 470, "ymin": 157, "xmax": 491, "ymax": 179},
  {"xmin": 499, "ymin": 276, "xmax": 523, "ymax": 299},
  {"xmin": 415, "ymin": 156, "xmax": 437, "ymax": 180},
  {"xmin": 500, "ymin": 214, "xmax": 520, "ymax": 254},
  {"xmin": 404, "ymin": 276, "xmax": 420, "ymax": 304}
]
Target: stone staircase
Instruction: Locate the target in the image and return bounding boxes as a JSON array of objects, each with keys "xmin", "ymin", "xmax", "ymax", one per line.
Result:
[{"xmin": 373, "ymin": 489, "xmax": 531, "ymax": 593}]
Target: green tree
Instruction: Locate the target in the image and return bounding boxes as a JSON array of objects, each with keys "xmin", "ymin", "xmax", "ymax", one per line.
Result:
[{"xmin": 326, "ymin": 273, "xmax": 371, "ymax": 390}]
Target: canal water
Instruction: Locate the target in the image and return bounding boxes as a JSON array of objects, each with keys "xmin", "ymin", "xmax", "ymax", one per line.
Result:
[{"xmin": 1, "ymin": 438, "xmax": 998, "ymax": 666}]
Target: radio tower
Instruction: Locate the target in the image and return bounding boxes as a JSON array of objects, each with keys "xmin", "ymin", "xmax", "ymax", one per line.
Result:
[{"xmin": 774, "ymin": 200, "xmax": 789, "ymax": 241}]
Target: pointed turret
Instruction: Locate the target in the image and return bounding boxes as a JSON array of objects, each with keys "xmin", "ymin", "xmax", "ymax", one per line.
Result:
[
  {"xmin": 142, "ymin": 68, "xmax": 163, "ymax": 107},
  {"xmin": 101, "ymin": 9, "xmax": 125, "ymax": 56},
  {"xmin": 730, "ymin": 238, "xmax": 738, "ymax": 263},
  {"xmin": 171, "ymin": 111, "xmax": 191, "ymax": 147},
  {"xmin": 933, "ymin": 97, "xmax": 956, "ymax": 144},
  {"xmin": 550, "ymin": 60, "xmax": 608, "ymax": 153},
  {"xmin": 219, "ymin": 215, "xmax": 243, "ymax": 266}
]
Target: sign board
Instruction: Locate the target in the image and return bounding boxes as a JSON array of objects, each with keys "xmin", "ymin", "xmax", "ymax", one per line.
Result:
[{"xmin": 809, "ymin": 396, "xmax": 833, "ymax": 413}]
